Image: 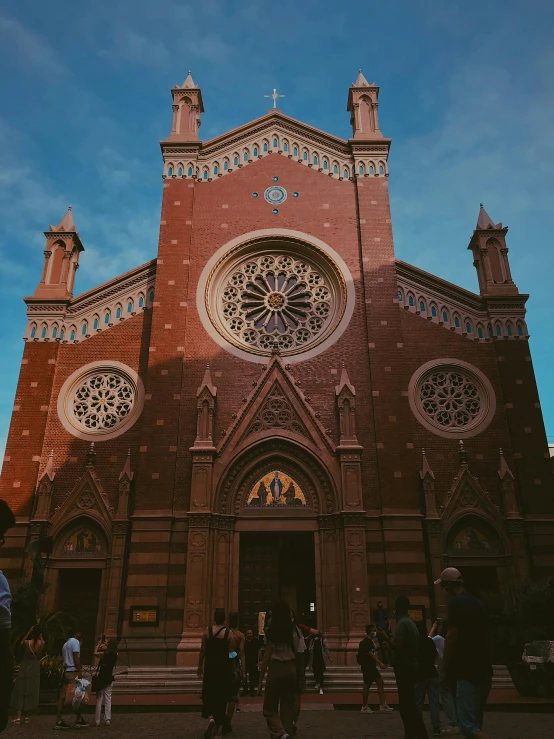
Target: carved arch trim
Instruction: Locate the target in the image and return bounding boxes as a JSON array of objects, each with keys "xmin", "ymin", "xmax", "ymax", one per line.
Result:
[{"xmin": 216, "ymin": 438, "xmax": 338, "ymax": 515}]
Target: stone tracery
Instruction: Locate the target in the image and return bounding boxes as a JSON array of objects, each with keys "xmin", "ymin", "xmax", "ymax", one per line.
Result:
[{"xmin": 207, "ymin": 242, "xmax": 346, "ymax": 357}]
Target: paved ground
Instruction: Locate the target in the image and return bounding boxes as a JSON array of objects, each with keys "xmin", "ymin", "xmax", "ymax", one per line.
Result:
[{"xmin": 3, "ymin": 708, "xmax": 553, "ymax": 738}]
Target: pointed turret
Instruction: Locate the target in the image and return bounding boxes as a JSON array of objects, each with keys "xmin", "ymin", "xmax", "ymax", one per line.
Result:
[
  {"xmin": 476, "ymin": 203, "xmax": 502, "ymax": 230},
  {"xmin": 353, "ymin": 69, "xmax": 371, "ymax": 87},
  {"xmin": 167, "ymin": 70, "xmax": 204, "ymax": 141},
  {"xmin": 117, "ymin": 449, "xmax": 133, "ymax": 517},
  {"xmin": 335, "ymin": 363, "xmax": 358, "ymax": 445},
  {"xmin": 468, "ymin": 204, "xmax": 518, "ymax": 297},
  {"xmin": 498, "ymin": 449, "xmax": 519, "ymax": 516},
  {"xmin": 50, "ymin": 205, "xmax": 76, "ymax": 232},
  {"xmin": 347, "ymin": 69, "xmax": 382, "ymax": 139},
  {"xmin": 335, "ymin": 362, "xmax": 355, "ymax": 397},
  {"xmin": 419, "ymin": 450, "xmax": 437, "ymax": 517},
  {"xmin": 31, "ymin": 207, "xmax": 84, "ymax": 300},
  {"xmin": 194, "ymin": 364, "xmax": 217, "ymax": 448},
  {"xmin": 35, "ymin": 451, "xmax": 55, "ymax": 519},
  {"xmin": 181, "ymin": 70, "xmax": 196, "ymax": 89}
]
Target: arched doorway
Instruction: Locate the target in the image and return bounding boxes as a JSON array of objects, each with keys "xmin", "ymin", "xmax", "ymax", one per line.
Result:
[
  {"xmin": 445, "ymin": 516, "xmax": 508, "ymax": 615},
  {"xmin": 239, "ymin": 468, "xmax": 316, "ymax": 630},
  {"xmin": 45, "ymin": 519, "xmax": 109, "ymax": 663}
]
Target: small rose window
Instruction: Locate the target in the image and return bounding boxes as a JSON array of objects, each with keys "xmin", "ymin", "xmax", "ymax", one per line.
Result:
[{"xmin": 408, "ymin": 360, "xmax": 496, "ymax": 438}]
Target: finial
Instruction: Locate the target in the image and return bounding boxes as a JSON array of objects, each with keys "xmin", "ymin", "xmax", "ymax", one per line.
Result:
[
  {"xmin": 86, "ymin": 442, "xmax": 96, "ymax": 466},
  {"xmin": 457, "ymin": 439, "xmax": 468, "ymax": 464},
  {"xmin": 68, "ymin": 205, "xmax": 72, "ymax": 211},
  {"xmin": 271, "ymin": 339, "xmax": 281, "ymax": 355},
  {"xmin": 342, "ymin": 361, "xmax": 345, "ymax": 368},
  {"xmin": 480, "ymin": 203, "xmax": 483, "ymax": 208}
]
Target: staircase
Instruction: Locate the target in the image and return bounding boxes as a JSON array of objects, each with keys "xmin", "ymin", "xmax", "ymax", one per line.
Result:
[{"xmin": 112, "ymin": 666, "xmax": 514, "ymax": 695}]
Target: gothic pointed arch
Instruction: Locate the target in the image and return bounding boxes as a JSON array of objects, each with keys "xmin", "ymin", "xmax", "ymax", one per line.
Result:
[
  {"xmin": 215, "ymin": 436, "xmax": 339, "ymax": 516},
  {"xmin": 49, "ymin": 465, "xmax": 113, "ymax": 539}
]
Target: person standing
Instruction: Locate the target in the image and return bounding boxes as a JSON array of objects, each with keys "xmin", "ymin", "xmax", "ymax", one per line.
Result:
[
  {"xmin": 0, "ymin": 500, "xmax": 15, "ymax": 734},
  {"xmin": 258, "ymin": 600, "xmax": 300, "ymax": 739},
  {"xmin": 243, "ymin": 628, "xmax": 261, "ymax": 696},
  {"xmin": 198, "ymin": 609, "xmax": 232, "ymax": 739},
  {"xmin": 94, "ymin": 637, "xmax": 118, "ymax": 727},
  {"xmin": 224, "ymin": 612, "xmax": 246, "ymax": 734},
  {"xmin": 435, "ymin": 568, "xmax": 492, "ymax": 739},
  {"xmin": 54, "ymin": 630, "xmax": 88, "ymax": 730},
  {"xmin": 290, "ymin": 613, "xmax": 310, "ymax": 737},
  {"xmin": 414, "ymin": 620, "xmax": 441, "ymax": 736},
  {"xmin": 379, "ymin": 595, "xmax": 427, "ymax": 739},
  {"xmin": 12, "ymin": 625, "xmax": 45, "ymax": 725},
  {"xmin": 357, "ymin": 624, "xmax": 393, "ymax": 714},
  {"xmin": 373, "ymin": 601, "xmax": 391, "ymax": 665},
  {"xmin": 430, "ymin": 619, "xmax": 459, "ymax": 735},
  {"xmin": 310, "ymin": 631, "xmax": 331, "ymax": 694}
]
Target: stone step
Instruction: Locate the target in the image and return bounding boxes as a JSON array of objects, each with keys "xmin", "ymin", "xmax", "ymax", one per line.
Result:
[{"xmin": 111, "ymin": 666, "xmax": 514, "ymax": 695}]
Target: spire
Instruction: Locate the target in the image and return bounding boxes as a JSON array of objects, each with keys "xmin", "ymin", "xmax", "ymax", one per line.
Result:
[
  {"xmin": 476, "ymin": 203, "xmax": 502, "ymax": 230},
  {"xmin": 419, "ymin": 449, "xmax": 435, "ymax": 480},
  {"xmin": 181, "ymin": 70, "xmax": 197, "ymax": 89},
  {"xmin": 468, "ymin": 203, "xmax": 518, "ymax": 297},
  {"xmin": 41, "ymin": 450, "xmax": 55, "ymax": 482},
  {"xmin": 498, "ymin": 448, "xmax": 514, "ymax": 480},
  {"xmin": 353, "ymin": 69, "xmax": 371, "ymax": 87},
  {"xmin": 119, "ymin": 448, "xmax": 133, "ymax": 481},
  {"xmin": 50, "ymin": 205, "xmax": 76, "ymax": 233},
  {"xmin": 197, "ymin": 363, "xmax": 217, "ymax": 398},
  {"xmin": 335, "ymin": 362, "xmax": 355, "ymax": 396}
]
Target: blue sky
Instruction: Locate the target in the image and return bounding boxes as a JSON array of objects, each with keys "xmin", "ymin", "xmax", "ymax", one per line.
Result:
[{"xmin": 1, "ymin": 0, "xmax": 553, "ymax": 458}]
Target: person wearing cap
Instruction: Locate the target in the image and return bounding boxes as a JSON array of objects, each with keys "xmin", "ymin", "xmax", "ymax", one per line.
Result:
[{"xmin": 434, "ymin": 568, "xmax": 492, "ymax": 739}]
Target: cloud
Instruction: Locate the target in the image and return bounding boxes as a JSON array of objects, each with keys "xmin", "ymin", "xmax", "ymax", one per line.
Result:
[{"xmin": 0, "ymin": 14, "xmax": 68, "ymax": 77}]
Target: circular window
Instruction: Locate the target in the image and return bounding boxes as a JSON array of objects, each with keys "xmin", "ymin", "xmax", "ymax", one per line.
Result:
[
  {"xmin": 57, "ymin": 361, "xmax": 145, "ymax": 441},
  {"xmin": 408, "ymin": 359, "xmax": 496, "ymax": 438},
  {"xmin": 198, "ymin": 232, "xmax": 354, "ymax": 361}
]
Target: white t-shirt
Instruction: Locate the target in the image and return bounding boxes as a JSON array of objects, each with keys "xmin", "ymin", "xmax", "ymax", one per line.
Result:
[
  {"xmin": 62, "ymin": 637, "xmax": 81, "ymax": 669},
  {"xmin": 432, "ymin": 634, "xmax": 445, "ymax": 660},
  {"xmin": 0, "ymin": 571, "xmax": 11, "ymax": 629}
]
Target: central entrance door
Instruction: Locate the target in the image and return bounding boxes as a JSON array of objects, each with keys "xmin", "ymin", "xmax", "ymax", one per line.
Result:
[{"xmin": 239, "ymin": 532, "xmax": 316, "ymax": 632}]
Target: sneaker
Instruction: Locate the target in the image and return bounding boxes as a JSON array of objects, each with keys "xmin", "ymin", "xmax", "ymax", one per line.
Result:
[
  {"xmin": 379, "ymin": 704, "xmax": 394, "ymax": 712},
  {"xmin": 54, "ymin": 720, "xmax": 71, "ymax": 730},
  {"xmin": 319, "ymin": 687, "xmax": 324, "ymax": 695},
  {"xmin": 441, "ymin": 728, "xmax": 460, "ymax": 735},
  {"xmin": 433, "ymin": 729, "xmax": 441, "ymax": 737},
  {"xmin": 204, "ymin": 718, "xmax": 216, "ymax": 739},
  {"xmin": 104, "ymin": 720, "xmax": 111, "ymax": 726},
  {"xmin": 236, "ymin": 706, "xmax": 241, "ymax": 713},
  {"xmin": 361, "ymin": 706, "xmax": 373, "ymax": 713},
  {"xmin": 75, "ymin": 718, "xmax": 90, "ymax": 728}
]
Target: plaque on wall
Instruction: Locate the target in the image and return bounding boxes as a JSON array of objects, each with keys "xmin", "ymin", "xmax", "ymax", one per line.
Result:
[
  {"xmin": 258, "ymin": 611, "xmax": 267, "ymax": 636},
  {"xmin": 408, "ymin": 606, "xmax": 426, "ymax": 623},
  {"xmin": 129, "ymin": 606, "xmax": 159, "ymax": 626}
]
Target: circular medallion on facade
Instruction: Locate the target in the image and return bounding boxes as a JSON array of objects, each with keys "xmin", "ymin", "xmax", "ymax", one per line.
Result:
[
  {"xmin": 264, "ymin": 186, "xmax": 287, "ymax": 205},
  {"xmin": 57, "ymin": 361, "xmax": 145, "ymax": 441},
  {"xmin": 408, "ymin": 359, "xmax": 496, "ymax": 439},
  {"xmin": 197, "ymin": 230, "xmax": 355, "ymax": 363}
]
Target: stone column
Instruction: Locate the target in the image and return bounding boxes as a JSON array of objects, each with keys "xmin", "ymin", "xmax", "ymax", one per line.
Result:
[
  {"xmin": 342, "ymin": 512, "xmax": 371, "ymax": 662},
  {"xmin": 177, "ymin": 513, "xmax": 212, "ymax": 666}
]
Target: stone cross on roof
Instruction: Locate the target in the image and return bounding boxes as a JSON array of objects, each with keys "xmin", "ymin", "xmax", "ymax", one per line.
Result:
[{"xmin": 265, "ymin": 88, "xmax": 285, "ymax": 109}]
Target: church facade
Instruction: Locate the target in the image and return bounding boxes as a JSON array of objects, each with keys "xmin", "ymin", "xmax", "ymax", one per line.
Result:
[{"xmin": 1, "ymin": 72, "xmax": 553, "ymax": 665}]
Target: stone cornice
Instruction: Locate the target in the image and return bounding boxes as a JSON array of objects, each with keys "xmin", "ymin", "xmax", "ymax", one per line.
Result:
[{"xmin": 396, "ymin": 259, "xmax": 484, "ymax": 311}]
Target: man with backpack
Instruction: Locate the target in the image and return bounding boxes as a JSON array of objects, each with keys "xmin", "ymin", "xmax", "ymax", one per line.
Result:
[{"xmin": 357, "ymin": 624, "xmax": 393, "ymax": 714}]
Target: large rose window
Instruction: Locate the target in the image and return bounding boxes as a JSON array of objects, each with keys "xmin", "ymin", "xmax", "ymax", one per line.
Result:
[
  {"xmin": 57, "ymin": 361, "xmax": 145, "ymax": 441},
  {"xmin": 408, "ymin": 360, "xmax": 496, "ymax": 439},
  {"xmin": 203, "ymin": 237, "xmax": 348, "ymax": 358}
]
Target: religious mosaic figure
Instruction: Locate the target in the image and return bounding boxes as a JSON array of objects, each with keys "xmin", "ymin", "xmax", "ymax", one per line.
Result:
[{"xmin": 269, "ymin": 471, "xmax": 283, "ymax": 502}]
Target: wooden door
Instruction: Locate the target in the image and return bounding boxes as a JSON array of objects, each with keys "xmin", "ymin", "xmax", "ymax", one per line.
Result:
[{"xmin": 239, "ymin": 533, "xmax": 279, "ymax": 633}]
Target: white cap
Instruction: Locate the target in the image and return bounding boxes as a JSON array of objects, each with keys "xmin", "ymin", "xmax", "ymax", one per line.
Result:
[{"xmin": 434, "ymin": 567, "xmax": 464, "ymax": 585}]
